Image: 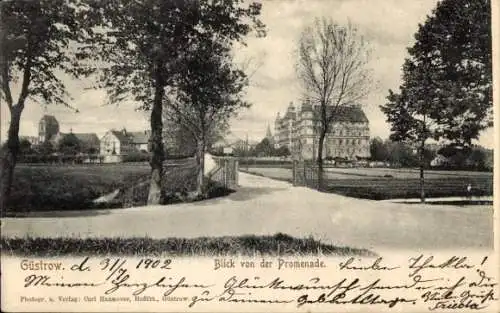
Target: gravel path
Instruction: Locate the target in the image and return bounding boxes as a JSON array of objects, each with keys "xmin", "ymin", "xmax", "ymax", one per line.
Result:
[{"xmin": 0, "ymin": 172, "xmax": 493, "ymax": 252}]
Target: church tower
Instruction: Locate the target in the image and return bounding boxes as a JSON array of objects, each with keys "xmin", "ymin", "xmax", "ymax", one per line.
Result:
[
  {"xmin": 38, "ymin": 115, "xmax": 60, "ymax": 143},
  {"xmin": 266, "ymin": 123, "xmax": 273, "ymax": 141}
]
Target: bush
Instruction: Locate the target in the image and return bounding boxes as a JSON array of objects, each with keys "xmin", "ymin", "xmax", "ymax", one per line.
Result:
[
  {"xmin": 122, "ymin": 151, "xmax": 151, "ymax": 162},
  {"xmin": 17, "ymin": 153, "xmax": 104, "ymax": 164},
  {"xmin": 239, "ymin": 158, "xmax": 292, "ymax": 167}
]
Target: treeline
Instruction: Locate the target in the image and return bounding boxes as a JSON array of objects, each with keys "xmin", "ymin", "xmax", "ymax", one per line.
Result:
[
  {"xmin": 369, "ymin": 137, "xmax": 492, "ymax": 171},
  {"xmin": 2, "ymin": 138, "xmax": 152, "ymax": 164},
  {"xmin": 211, "ymin": 138, "xmax": 291, "ymax": 158}
]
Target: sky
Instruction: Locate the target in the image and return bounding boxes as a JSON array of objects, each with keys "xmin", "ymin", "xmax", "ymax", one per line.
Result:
[{"xmin": 0, "ymin": 0, "xmax": 495, "ymax": 148}]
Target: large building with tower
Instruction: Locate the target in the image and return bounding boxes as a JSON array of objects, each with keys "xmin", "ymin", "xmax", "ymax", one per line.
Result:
[{"xmin": 274, "ymin": 101, "xmax": 370, "ymax": 160}]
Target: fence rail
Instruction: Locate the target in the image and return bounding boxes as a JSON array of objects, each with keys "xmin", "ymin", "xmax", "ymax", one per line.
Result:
[
  {"xmin": 209, "ymin": 157, "xmax": 239, "ymax": 189},
  {"xmin": 292, "ymin": 160, "xmax": 319, "ymax": 187}
]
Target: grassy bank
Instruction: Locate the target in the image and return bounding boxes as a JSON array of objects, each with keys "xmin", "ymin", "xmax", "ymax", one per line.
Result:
[
  {"xmin": 9, "ymin": 164, "xmax": 150, "ymax": 212},
  {"xmin": 0, "ymin": 233, "xmax": 374, "ymax": 257},
  {"xmin": 7, "ymin": 163, "xmax": 231, "ymax": 214}
]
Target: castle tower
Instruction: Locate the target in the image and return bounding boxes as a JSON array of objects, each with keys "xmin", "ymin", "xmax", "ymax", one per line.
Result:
[{"xmin": 274, "ymin": 113, "xmax": 280, "ymax": 148}]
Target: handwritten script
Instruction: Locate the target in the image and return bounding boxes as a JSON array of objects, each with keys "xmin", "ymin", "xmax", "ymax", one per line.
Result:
[{"xmin": 9, "ymin": 255, "xmax": 499, "ymax": 311}]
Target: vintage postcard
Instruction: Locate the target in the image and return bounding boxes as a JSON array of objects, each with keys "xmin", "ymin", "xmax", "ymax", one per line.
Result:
[{"xmin": 0, "ymin": 0, "xmax": 498, "ymax": 312}]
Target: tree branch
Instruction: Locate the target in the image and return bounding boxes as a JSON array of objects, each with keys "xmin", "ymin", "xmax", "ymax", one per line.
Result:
[
  {"xmin": 0, "ymin": 31, "xmax": 13, "ymax": 109},
  {"xmin": 16, "ymin": 46, "xmax": 33, "ymax": 109}
]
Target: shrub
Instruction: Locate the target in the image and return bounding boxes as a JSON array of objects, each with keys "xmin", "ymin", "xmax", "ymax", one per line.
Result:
[{"xmin": 123, "ymin": 151, "xmax": 151, "ymax": 162}]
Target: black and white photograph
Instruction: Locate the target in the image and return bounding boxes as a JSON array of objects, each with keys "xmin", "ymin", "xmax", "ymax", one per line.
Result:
[{"xmin": 0, "ymin": 0, "xmax": 497, "ymax": 311}]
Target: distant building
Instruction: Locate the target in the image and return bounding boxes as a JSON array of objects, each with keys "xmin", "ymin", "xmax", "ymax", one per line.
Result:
[
  {"xmin": 37, "ymin": 115, "xmax": 99, "ymax": 153},
  {"xmin": 72, "ymin": 133, "xmax": 100, "ymax": 153},
  {"xmin": 265, "ymin": 123, "xmax": 274, "ymax": 144},
  {"xmin": 100, "ymin": 129, "xmax": 136, "ymax": 156},
  {"xmin": 274, "ymin": 101, "xmax": 370, "ymax": 160},
  {"xmin": 212, "ymin": 132, "xmax": 258, "ymax": 154},
  {"xmin": 38, "ymin": 115, "xmax": 59, "ymax": 143},
  {"xmin": 274, "ymin": 102, "xmax": 297, "ymax": 150},
  {"xmin": 128, "ymin": 130, "xmax": 151, "ymax": 152},
  {"xmin": 100, "ymin": 128, "xmax": 156, "ymax": 156}
]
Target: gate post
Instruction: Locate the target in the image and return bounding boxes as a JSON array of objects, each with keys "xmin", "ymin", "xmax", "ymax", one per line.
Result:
[
  {"xmin": 223, "ymin": 159, "xmax": 228, "ymax": 187},
  {"xmin": 234, "ymin": 158, "xmax": 239, "ymax": 187}
]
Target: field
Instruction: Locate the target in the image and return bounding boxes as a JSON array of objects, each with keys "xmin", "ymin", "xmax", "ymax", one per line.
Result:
[{"xmin": 242, "ymin": 167, "xmax": 494, "ymax": 200}]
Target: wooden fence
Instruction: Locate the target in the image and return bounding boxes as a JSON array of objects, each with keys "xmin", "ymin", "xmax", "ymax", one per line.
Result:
[
  {"xmin": 208, "ymin": 156, "xmax": 239, "ymax": 189},
  {"xmin": 292, "ymin": 160, "xmax": 318, "ymax": 187}
]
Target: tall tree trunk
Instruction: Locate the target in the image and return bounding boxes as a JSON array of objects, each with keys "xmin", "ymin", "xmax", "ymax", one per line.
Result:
[
  {"xmin": 0, "ymin": 106, "xmax": 22, "ymax": 216},
  {"xmin": 195, "ymin": 139, "xmax": 205, "ymax": 197},
  {"xmin": 148, "ymin": 76, "xmax": 165, "ymax": 205},
  {"xmin": 316, "ymin": 131, "xmax": 326, "ymax": 190},
  {"xmin": 419, "ymin": 139, "xmax": 426, "ymax": 203}
]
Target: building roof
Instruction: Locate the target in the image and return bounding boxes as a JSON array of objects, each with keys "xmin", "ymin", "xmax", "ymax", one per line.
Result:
[
  {"xmin": 73, "ymin": 133, "xmax": 99, "ymax": 146},
  {"xmin": 128, "ymin": 131, "xmax": 151, "ymax": 144},
  {"xmin": 40, "ymin": 115, "xmax": 59, "ymax": 125},
  {"xmin": 109, "ymin": 130, "xmax": 132, "ymax": 144},
  {"xmin": 312, "ymin": 105, "xmax": 368, "ymax": 123}
]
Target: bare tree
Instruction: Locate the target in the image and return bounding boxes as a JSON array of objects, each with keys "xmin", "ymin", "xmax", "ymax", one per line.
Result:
[{"xmin": 295, "ymin": 18, "xmax": 372, "ymax": 189}]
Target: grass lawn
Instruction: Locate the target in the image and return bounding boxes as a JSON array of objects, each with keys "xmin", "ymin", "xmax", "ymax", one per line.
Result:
[
  {"xmin": 7, "ymin": 162, "xmax": 233, "ymax": 214},
  {"xmin": 9, "ymin": 164, "xmax": 151, "ymax": 212},
  {"xmin": 242, "ymin": 167, "xmax": 494, "ymax": 200},
  {"xmin": 0, "ymin": 233, "xmax": 374, "ymax": 257}
]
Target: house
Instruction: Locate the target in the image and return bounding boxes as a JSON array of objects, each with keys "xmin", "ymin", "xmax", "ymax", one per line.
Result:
[
  {"xmin": 100, "ymin": 129, "xmax": 136, "ymax": 156},
  {"xmin": 128, "ymin": 130, "xmax": 151, "ymax": 152},
  {"xmin": 72, "ymin": 133, "xmax": 100, "ymax": 153},
  {"xmin": 48, "ymin": 131, "xmax": 100, "ymax": 153}
]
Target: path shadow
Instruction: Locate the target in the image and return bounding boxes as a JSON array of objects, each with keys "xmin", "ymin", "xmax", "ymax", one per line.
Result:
[
  {"xmin": 228, "ymin": 187, "xmax": 288, "ymax": 201},
  {"xmin": 190, "ymin": 186, "xmax": 287, "ymax": 206},
  {"xmin": 4, "ymin": 208, "xmax": 114, "ymax": 218}
]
